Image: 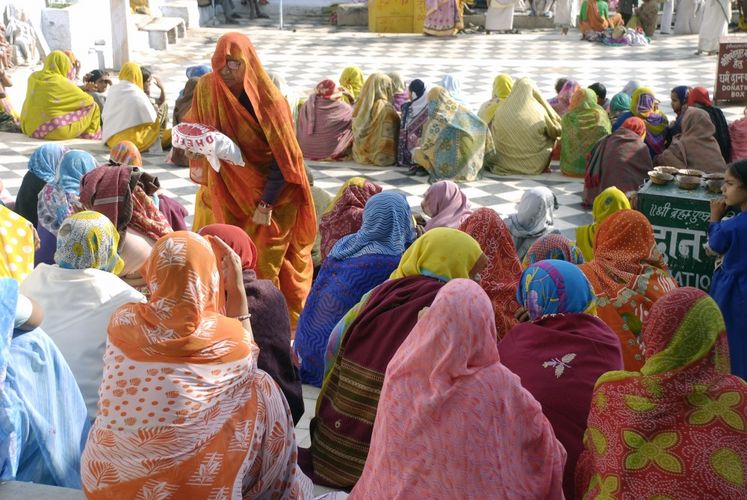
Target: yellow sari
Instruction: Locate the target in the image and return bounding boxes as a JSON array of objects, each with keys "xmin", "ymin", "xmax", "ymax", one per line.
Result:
[
  {"xmin": 339, "ymin": 66, "xmax": 364, "ymax": 102},
  {"xmin": 478, "ymin": 73, "xmax": 514, "ymax": 123},
  {"xmin": 575, "ymin": 186, "xmax": 631, "ymax": 262},
  {"xmin": 0, "ymin": 205, "xmax": 34, "ymax": 282},
  {"xmin": 104, "ymin": 62, "xmax": 160, "ymax": 151},
  {"xmin": 351, "ymin": 73, "xmax": 401, "ymax": 166},
  {"xmin": 20, "ymin": 51, "xmax": 101, "ymax": 140}
]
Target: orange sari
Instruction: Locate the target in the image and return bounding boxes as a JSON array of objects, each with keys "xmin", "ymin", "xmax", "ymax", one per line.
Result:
[{"xmin": 186, "ymin": 33, "xmax": 315, "ymax": 327}]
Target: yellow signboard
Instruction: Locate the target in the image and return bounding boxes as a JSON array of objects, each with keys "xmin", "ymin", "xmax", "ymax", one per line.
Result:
[{"xmin": 369, "ymin": 0, "xmax": 427, "ymax": 33}]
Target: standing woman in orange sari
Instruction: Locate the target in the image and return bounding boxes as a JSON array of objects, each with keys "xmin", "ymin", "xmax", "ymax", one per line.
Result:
[{"xmin": 186, "ymin": 33, "xmax": 316, "ymax": 328}]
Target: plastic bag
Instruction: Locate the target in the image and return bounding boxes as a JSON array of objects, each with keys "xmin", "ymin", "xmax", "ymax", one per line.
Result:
[{"xmin": 171, "ymin": 122, "xmax": 245, "ymax": 176}]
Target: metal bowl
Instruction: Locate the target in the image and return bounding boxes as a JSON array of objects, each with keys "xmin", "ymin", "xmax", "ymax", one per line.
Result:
[
  {"xmin": 648, "ymin": 170, "xmax": 674, "ymax": 185},
  {"xmin": 706, "ymin": 178, "xmax": 724, "ymax": 193},
  {"xmin": 703, "ymin": 172, "xmax": 725, "ymax": 180},
  {"xmin": 655, "ymin": 166, "xmax": 680, "ymax": 176},
  {"xmin": 676, "ymin": 175, "xmax": 701, "ymax": 190},
  {"xmin": 677, "ymin": 169, "xmax": 705, "ymax": 178}
]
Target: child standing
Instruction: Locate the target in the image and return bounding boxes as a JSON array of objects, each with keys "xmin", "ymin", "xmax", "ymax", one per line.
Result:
[{"xmin": 709, "ymin": 159, "xmax": 747, "ymax": 380}]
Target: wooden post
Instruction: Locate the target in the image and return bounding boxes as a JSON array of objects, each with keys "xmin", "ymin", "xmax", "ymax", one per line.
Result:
[{"xmin": 110, "ymin": 0, "xmax": 131, "ymax": 69}]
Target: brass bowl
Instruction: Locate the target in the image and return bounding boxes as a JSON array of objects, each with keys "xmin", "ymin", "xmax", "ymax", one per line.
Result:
[
  {"xmin": 676, "ymin": 175, "xmax": 701, "ymax": 190},
  {"xmin": 703, "ymin": 172, "xmax": 725, "ymax": 180},
  {"xmin": 678, "ymin": 168, "xmax": 705, "ymax": 177},
  {"xmin": 648, "ymin": 170, "xmax": 674, "ymax": 185},
  {"xmin": 706, "ymin": 178, "xmax": 724, "ymax": 193},
  {"xmin": 655, "ymin": 166, "xmax": 680, "ymax": 176}
]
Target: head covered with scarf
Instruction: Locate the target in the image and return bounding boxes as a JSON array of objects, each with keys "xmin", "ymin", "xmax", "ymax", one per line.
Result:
[
  {"xmin": 523, "ymin": 233, "xmax": 584, "ymax": 267},
  {"xmin": 422, "ymin": 180, "xmax": 473, "ymax": 230},
  {"xmin": 55, "ymin": 210, "xmax": 125, "ymax": 274},
  {"xmin": 518, "ymin": 259, "xmax": 596, "ymax": 321}
]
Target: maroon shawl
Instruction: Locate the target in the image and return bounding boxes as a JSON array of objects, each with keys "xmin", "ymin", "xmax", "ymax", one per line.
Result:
[
  {"xmin": 310, "ymin": 275, "xmax": 445, "ymax": 488},
  {"xmin": 498, "ymin": 313, "xmax": 623, "ymax": 499},
  {"xmin": 583, "ymin": 127, "xmax": 652, "ymax": 205},
  {"xmin": 297, "ymin": 94, "xmax": 354, "ymax": 161}
]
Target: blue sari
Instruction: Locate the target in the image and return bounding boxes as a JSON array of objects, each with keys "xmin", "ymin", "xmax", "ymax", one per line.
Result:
[{"xmin": 0, "ymin": 278, "xmax": 90, "ymax": 488}]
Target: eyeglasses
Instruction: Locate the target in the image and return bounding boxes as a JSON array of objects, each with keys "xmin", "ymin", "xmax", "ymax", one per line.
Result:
[{"xmin": 225, "ymin": 59, "xmax": 241, "ymax": 71}]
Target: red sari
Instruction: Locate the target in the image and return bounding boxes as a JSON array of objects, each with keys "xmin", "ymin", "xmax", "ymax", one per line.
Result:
[{"xmin": 186, "ymin": 33, "xmax": 315, "ymax": 327}]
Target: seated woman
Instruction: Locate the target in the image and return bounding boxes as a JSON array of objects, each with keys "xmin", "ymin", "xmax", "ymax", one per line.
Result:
[
  {"xmin": 654, "ymin": 106, "xmax": 727, "ymax": 173},
  {"xmin": 688, "ymin": 86, "xmax": 732, "ymax": 163},
  {"xmin": 14, "ymin": 144, "xmax": 68, "ymax": 228},
  {"xmin": 615, "ymin": 87, "xmax": 669, "ymax": 157},
  {"xmin": 108, "ymin": 141, "xmax": 189, "ymax": 231},
  {"xmin": 730, "ymin": 106, "xmax": 747, "ymax": 161},
  {"xmin": 198, "ymin": 224, "xmax": 304, "ymax": 424},
  {"xmin": 478, "ymin": 73, "xmax": 514, "ymax": 123},
  {"xmin": 608, "ymin": 91, "xmax": 631, "ymax": 125},
  {"xmin": 583, "ymin": 116, "xmax": 652, "ymax": 205},
  {"xmin": 579, "ymin": 0, "xmax": 624, "ymax": 36},
  {"xmin": 305, "ymin": 169, "xmax": 332, "ymax": 273},
  {"xmin": 413, "ymin": 86, "xmax": 492, "ymax": 182},
  {"xmin": 0, "ymin": 278, "xmax": 91, "ymax": 489},
  {"xmin": 459, "ymin": 208, "xmax": 522, "ymax": 338},
  {"xmin": 560, "ymin": 88, "xmax": 612, "ymax": 177},
  {"xmin": 295, "ymin": 192, "xmax": 415, "ymax": 386},
  {"xmin": 35, "ymin": 150, "xmax": 97, "ymax": 266},
  {"xmin": 523, "ymin": 233, "xmax": 585, "ymax": 266},
  {"xmin": 421, "ymin": 180, "xmax": 473, "ymax": 230},
  {"xmin": 81, "ymin": 232, "xmax": 312, "ymax": 498},
  {"xmin": 397, "ymin": 79, "xmax": 430, "ymax": 169},
  {"xmin": 303, "ymin": 228, "xmax": 486, "ymax": 489},
  {"xmin": 318, "ymin": 177, "xmax": 382, "ymax": 262},
  {"xmin": 102, "ymin": 62, "xmax": 161, "ymax": 152},
  {"xmin": 549, "ymin": 79, "xmax": 581, "ymax": 117},
  {"xmin": 350, "ymin": 279, "xmax": 566, "ymax": 499},
  {"xmin": 487, "ymin": 77, "xmax": 562, "ymax": 175},
  {"xmin": 388, "ymin": 71, "xmax": 408, "ymax": 112},
  {"xmin": 20, "ymin": 211, "xmax": 144, "ymax": 418},
  {"xmin": 505, "ymin": 187, "xmax": 559, "ymax": 261},
  {"xmin": 339, "ymin": 66, "xmax": 364, "ymax": 103},
  {"xmin": 576, "ymin": 287, "xmax": 747, "ymax": 499},
  {"xmin": 351, "ymin": 73, "xmax": 400, "ymax": 166},
  {"xmin": 439, "ymin": 74, "xmax": 465, "ymax": 103},
  {"xmin": 664, "ymin": 85, "xmax": 689, "ymax": 146},
  {"xmin": 576, "ymin": 186, "xmax": 630, "ymax": 261},
  {"xmin": 20, "ymin": 51, "xmax": 101, "ymax": 140},
  {"xmin": 296, "ymin": 79, "xmax": 354, "ymax": 161},
  {"xmin": 500, "ymin": 260, "xmax": 623, "ymax": 499},
  {"xmin": 579, "ymin": 209, "xmax": 678, "ymax": 370},
  {"xmin": 79, "ymin": 165, "xmax": 173, "ymax": 280}
]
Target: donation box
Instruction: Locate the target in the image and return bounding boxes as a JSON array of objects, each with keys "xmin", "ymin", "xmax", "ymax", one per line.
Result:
[
  {"xmin": 637, "ymin": 180, "xmax": 720, "ymax": 292},
  {"xmin": 369, "ymin": 0, "xmax": 426, "ymax": 33}
]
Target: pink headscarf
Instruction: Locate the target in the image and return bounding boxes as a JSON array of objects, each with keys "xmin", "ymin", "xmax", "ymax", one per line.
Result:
[
  {"xmin": 422, "ymin": 180, "xmax": 473, "ymax": 230},
  {"xmin": 350, "ymin": 279, "xmax": 566, "ymax": 499}
]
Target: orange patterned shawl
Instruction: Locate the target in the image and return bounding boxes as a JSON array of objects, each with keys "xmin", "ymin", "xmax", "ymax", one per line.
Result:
[
  {"xmin": 81, "ymin": 232, "xmax": 312, "ymax": 498},
  {"xmin": 186, "ymin": 32, "xmax": 315, "ymax": 327},
  {"xmin": 579, "ymin": 210, "xmax": 678, "ymax": 371}
]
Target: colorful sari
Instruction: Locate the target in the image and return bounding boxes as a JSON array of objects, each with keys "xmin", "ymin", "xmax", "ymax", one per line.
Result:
[
  {"xmin": 424, "ymin": 0, "xmax": 464, "ymax": 36},
  {"xmin": 198, "ymin": 223, "xmax": 305, "ymax": 424},
  {"xmin": 422, "ymin": 179, "xmax": 473, "ymax": 230},
  {"xmin": 186, "ymin": 33, "xmax": 316, "ymax": 329},
  {"xmin": 0, "ymin": 279, "xmax": 91, "ymax": 489},
  {"xmin": 576, "ymin": 186, "xmax": 631, "ymax": 262},
  {"xmin": 687, "ymin": 86, "xmax": 732, "ymax": 163},
  {"xmin": 339, "ymin": 66, "xmax": 364, "ymax": 102},
  {"xmin": 576, "ymin": 287, "xmax": 747, "ymax": 499},
  {"xmin": 654, "ymin": 106, "xmax": 727, "ymax": 173},
  {"xmin": 579, "ymin": 0, "xmax": 624, "ymax": 32},
  {"xmin": 560, "ymin": 88, "xmax": 612, "ymax": 177},
  {"xmin": 631, "ymin": 87, "xmax": 670, "ymax": 157},
  {"xmin": 478, "ymin": 73, "xmax": 514, "ymax": 124},
  {"xmin": 397, "ymin": 79, "xmax": 430, "ymax": 168},
  {"xmin": 0, "ymin": 205, "xmax": 34, "ymax": 282},
  {"xmin": 318, "ymin": 178, "xmax": 382, "ymax": 261},
  {"xmin": 15, "ymin": 144, "xmax": 68, "ymax": 229},
  {"xmin": 523, "ymin": 233, "xmax": 584, "ymax": 267},
  {"xmin": 36, "ymin": 150, "xmax": 97, "ymax": 237},
  {"xmin": 500, "ymin": 260, "xmax": 622, "ymax": 499},
  {"xmin": 549, "ymin": 79, "xmax": 581, "ymax": 117},
  {"xmin": 295, "ymin": 192, "xmax": 414, "ymax": 387},
  {"xmin": 608, "ymin": 92, "xmax": 632, "ymax": 124},
  {"xmin": 414, "ymin": 86, "xmax": 491, "ymax": 182},
  {"xmin": 350, "ymin": 279, "xmax": 566, "ymax": 499},
  {"xmin": 308, "ymin": 228, "xmax": 483, "ymax": 488},
  {"xmin": 505, "ymin": 186, "xmax": 559, "ymax": 261},
  {"xmin": 583, "ymin": 116, "xmax": 652, "ymax": 205},
  {"xmin": 579, "ymin": 210, "xmax": 678, "ymax": 370},
  {"xmin": 102, "ymin": 62, "xmax": 160, "ymax": 152},
  {"xmin": 20, "ymin": 51, "xmax": 101, "ymax": 140},
  {"xmin": 459, "ymin": 208, "xmax": 522, "ymax": 338},
  {"xmin": 387, "ymin": 72, "xmax": 408, "ymax": 112},
  {"xmin": 487, "ymin": 77, "xmax": 562, "ymax": 175},
  {"xmin": 296, "ymin": 80, "xmax": 354, "ymax": 161},
  {"xmin": 351, "ymin": 73, "xmax": 400, "ymax": 166},
  {"xmin": 81, "ymin": 232, "xmax": 312, "ymax": 498}
]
